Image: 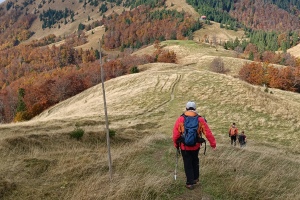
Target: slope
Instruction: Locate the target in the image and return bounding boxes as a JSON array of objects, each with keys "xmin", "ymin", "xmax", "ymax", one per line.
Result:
[
  {"xmin": 24, "ymin": 0, "xmax": 199, "ymax": 43},
  {"xmin": 287, "ymin": 43, "xmax": 300, "ymax": 58},
  {"xmin": 0, "ymin": 41, "xmax": 300, "ymax": 199}
]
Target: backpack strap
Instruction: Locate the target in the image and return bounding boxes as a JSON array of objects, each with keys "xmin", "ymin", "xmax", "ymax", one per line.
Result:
[{"xmin": 198, "ymin": 115, "xmax": 207, "ymax": 155}]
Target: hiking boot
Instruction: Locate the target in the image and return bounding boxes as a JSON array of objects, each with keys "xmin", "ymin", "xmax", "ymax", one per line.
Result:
[
  {"xmin": 185, "ymin": 184, "xmax": 194, "ymax": 190},
  {"xmin": 193, "ymin": 179, "xmax": 199, "ymax": 184}
]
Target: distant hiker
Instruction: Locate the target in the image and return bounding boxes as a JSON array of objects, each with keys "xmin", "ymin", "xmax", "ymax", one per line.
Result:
[
  {"xmin": 238, "ymin": 131, "xmax": 247, "ymax": 147},
  {"xmin": 228, "ymin": 122, "xmax": 238, "ymax": 146},
  {"xmin": 173, "ymin": 101, "xmax": 216, "ymax": 190}
]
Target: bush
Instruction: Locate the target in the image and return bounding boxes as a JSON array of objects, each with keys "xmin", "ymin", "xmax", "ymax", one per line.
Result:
[
  {"xmin": 209, "ymin": 57, "xmax": 227, "ymax": 74},
  {"xmin": 70, "ymin": 127, "xmax": 84, "ymax": 140},
  {"xmin": 130, "ymin": 66, "xmax": 139, "ymax": 73},
  {"xmin": 264, "ymin": 87, "xmax": 269, "ymax": 93},
  {"xmin": 157, "ymin": 50, "xmax": 177, "ymax": 63},
  {"xmin": 78, "ymin": 23, "xmax": 85, "ymax": 31},
  {"xmin": 109, "ymin": 129, "xmax": 116, "ymax": 137}
]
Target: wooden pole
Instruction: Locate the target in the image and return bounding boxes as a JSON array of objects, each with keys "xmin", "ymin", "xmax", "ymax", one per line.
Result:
[{"xmin": 99, "ymin": 39, "xmax": 112, "ymax": 180}]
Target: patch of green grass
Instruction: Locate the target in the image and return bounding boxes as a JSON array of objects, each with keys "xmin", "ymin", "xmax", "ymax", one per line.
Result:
[{"xmin": 69, "ymin": 127, "xmax": 84, "ymax": 140}]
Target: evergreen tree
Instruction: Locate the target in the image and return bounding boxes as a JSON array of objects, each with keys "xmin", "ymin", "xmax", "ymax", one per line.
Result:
[
  {"xmin": 95, "ymin": 49, "xmax": 100, "ymax": 59},
  {"xmin": 16, "ymin": 88, "xmax": 26, "ymax": 112},
  {"xmin": 281, "ymin": 41, "xmax": 288, "ymax": 52},
  {"xmin": 292, "ymin": 31, "xmax": 299, "ymax": 46}
]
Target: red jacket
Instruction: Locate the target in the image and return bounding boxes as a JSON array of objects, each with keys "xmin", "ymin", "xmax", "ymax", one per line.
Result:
[{"xmin": 172, "ymin": 110, "xmax": 216, "ymax": 150}]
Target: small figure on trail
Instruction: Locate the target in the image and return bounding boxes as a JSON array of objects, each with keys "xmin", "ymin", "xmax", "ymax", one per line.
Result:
[
  {"xmin": 173, "ymin": 101, "xmax": 216, "ymax": 190},
  {"xmin": 238, "ymin": 131, "xmax": 247, "ymax": 147},
  {"xmin": 228, "ymin": 122, "xmax": 238, "ymax": 146}
]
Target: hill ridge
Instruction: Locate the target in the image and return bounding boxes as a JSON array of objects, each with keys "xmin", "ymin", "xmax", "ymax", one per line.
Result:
[{"xmin": 1, "ymin": 41, "xmax": 300, "ymax": 198}]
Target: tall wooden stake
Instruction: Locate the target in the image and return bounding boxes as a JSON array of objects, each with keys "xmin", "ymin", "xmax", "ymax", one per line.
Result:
[{"xmin": 99, "ymin": 39, "xmax": 112, "ymax": 180}]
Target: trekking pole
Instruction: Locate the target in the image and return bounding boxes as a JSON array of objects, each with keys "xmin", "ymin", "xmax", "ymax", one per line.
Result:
[{"xmin": 174, "ymin": 148, "xmax": 179, "ymax": 180}]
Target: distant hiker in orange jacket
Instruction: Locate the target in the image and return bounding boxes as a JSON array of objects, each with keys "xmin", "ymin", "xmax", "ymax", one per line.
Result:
[
  {"xmin": 173, "ymin": 101, "xmax": 216, "ymax": 190},
  {"xmin": 229, "ymin": 122, "xmax": 238, "ymax": 146}
]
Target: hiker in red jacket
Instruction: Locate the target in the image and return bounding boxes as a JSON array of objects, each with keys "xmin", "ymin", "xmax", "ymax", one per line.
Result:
[
  {"xmin": 173, "ymin": 101, "xmax": 216, "ymax": 190},
  {"xmin": 228, "ymin": 122, "xmax": 238, "ymax": 146}
]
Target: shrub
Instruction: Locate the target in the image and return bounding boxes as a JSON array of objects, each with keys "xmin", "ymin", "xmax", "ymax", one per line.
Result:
[
  {"xmin": 209, "ymin": 57, "xmax": 227, "ymax": 74},
  {"xmin": 78, "ymin": 23, "xmax": 85, "ymax": 31},
  {"xmin": 130, "ymin": 66, "xmax": 139, "ymax": 73},
  {"xmin": 109, "ymin": 129, "xmax": 116, "ymax": 137},
  {"xmin": 70, "ymin": 127, "xmax": 84, "ymax": 140},
  {"xmin": 157, "ymin": 50, "xmax": 177, "ymax": 63},
  {"xmin": 264, "ymin": 87, "xmax": 269, "ymax": 93}
]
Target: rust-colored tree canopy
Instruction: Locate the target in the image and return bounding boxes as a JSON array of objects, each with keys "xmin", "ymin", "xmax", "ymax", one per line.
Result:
[
  {"xmin": 102, "ymin": 5, "xmax": 201, "ymax": 49},
  {"xmin": 239, "ymin": 62, "xmax": 300, "ymax": 92},
  {"xmin": 231, "ymin": 0, "xmax": 300, "ymax": 32}
]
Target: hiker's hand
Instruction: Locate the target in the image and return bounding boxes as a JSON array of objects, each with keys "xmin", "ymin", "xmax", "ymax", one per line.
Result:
[{"xmin": 212, "ymin": 147, "xmax": 217, "ymax": 151}]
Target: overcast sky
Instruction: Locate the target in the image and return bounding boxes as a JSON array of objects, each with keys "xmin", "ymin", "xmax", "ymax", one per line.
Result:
[{"xmin": 0, "ymin": 0, "xmax": 5, "ymax": 4}]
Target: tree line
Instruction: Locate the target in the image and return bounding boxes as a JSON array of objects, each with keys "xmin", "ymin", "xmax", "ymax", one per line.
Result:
[
  {"xmin": 239, "ymin": 61, "xmax": 300, "ymax": 93},
  {"xmin": 187, "ymin": 0, "xmax": 300, "ymax": 53},
  {"xmin": 187, "ymin": 0, "xmax": 300, "ymax": 32},
  {"xmin": 224, "ymin": 30, "xmax": 299, "ymax": 55},
  {"xmin": 39, "ymin": 8, "xmax": 74, "ymax": 29},
  {"xmin": 186, "ymin": 0, "xmax": 239, "ymax": 31},
  {"xmin": 102, "ymin": 5, "xmax": 201, "ymax": 49}
]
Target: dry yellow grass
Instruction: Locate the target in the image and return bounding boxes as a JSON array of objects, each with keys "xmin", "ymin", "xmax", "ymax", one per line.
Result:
[
  {"xmin": 193, "ymin": 21, "xmax": 246, "ymax": 44},
  {"xmin": 165, "ymin": 0, "xmax": 199, "ymax": 19},
  {"xmin": 1, "ymin": 40, "xmax": 300, "ymax": 199},
  {"xmin": 287, "ymin": 43, "xmax": 300, "ymax": 57}
]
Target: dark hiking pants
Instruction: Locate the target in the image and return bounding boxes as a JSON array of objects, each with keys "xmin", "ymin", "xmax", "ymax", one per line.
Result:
[
  {"xmin": 181, "ymin": 148, "xmax": 200, "ymax": 185},
  {"xmin": 238, "ymin": 135, "xmax": 246, "ymax": 147},
  {"xmin": 231, "ymin": 135, "xmax": 237, "ymax": 145}
]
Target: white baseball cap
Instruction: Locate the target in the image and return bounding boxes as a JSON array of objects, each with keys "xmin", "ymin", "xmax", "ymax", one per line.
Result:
[{"xmin": 186, "ymin": 101, "xmax": 196, "ymax": 110}]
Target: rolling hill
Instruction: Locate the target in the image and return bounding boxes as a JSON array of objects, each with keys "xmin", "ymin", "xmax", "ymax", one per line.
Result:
[{"xmin": 1, "ymin": 40, "xmax": 300, "ymax": 199}]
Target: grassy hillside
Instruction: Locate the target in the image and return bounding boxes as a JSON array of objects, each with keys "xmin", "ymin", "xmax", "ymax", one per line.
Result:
[
  {"xmin": 287, "ymin": 43, "xmax": 300, "ymax": 58},
  {"xmin": 1, "ymin": 41, "xmax": 300, "ymax": 199}
]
